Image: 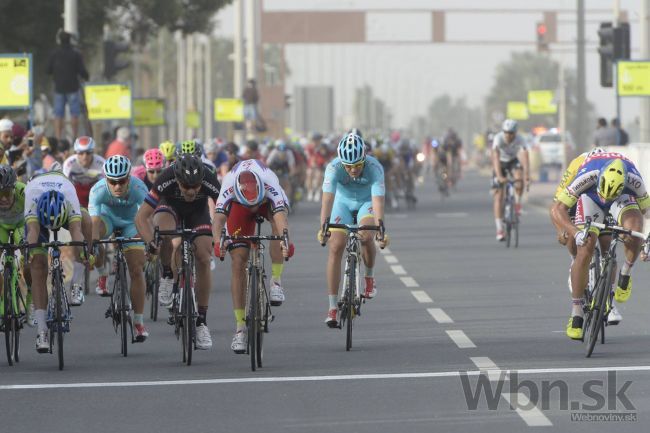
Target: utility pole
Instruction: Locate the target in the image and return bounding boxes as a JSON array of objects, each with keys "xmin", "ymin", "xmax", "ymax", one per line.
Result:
[
  {"xmin": 641, "ymin": 0, "xmax": 650, "ymax": 142},
  {"xmin": 576, "ymin": 0, "xmax": 587, "ymax": 151},
  {"xmin": 204, "ymin": 36, "xmax": 213, "ymax": 141},
  {"xmin": 233, "ymin": 0, "xmax": 244, "ymax": 143},
  {"xmin": 246, "ymin": 0, "xmax": 259, "ymax": 81},
  {"xmin": 157, "ymin": 31, "xmax": 165, "ymax": 142},
  {"xmin": 64, "ymin": 0, "xmax": 78, "ymax": 38},
  {"xmin": 176, "ymin": 31, "xmax": 186, "ymax": 142}
]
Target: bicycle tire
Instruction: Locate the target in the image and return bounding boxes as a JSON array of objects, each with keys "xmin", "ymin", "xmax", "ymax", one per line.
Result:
[
  {"xmin": 4, "ymin": 265, "xmax": 15, "ymax": 366},
  {"xmin": 178, "ymin": 275, "xmax": 187, "ymax": 363},
  {"xmin": 151, "ymin": 259, "xmax": 160, "ymax": 321},
  {"xmin": 514, "ymin": 220, "xmax": 519, "ymax": 248},
  {"xmin": 118, "ymin": 260, "xmax": 129, "ymax": 357},
  {"xmin": 53, "ymin": 268, "xmax": 65, "ymax": 370},
  {"xmin": 248, "ymin": 264, "xmax": 258, "ymax": 371},
  {"xmin": 256, "ymin": 271, "xmax": 265, "ymax": 368},
  {"xmin": 346, "ymin": 254, "xmax": 356, "ymax": 352},
  {"xmin": 585, "ymin": 265, "xmax": 610, "ymax": 357},
  {"xmin": 184, "ymin": 260, "xmax": 195, "ymax": 366}
]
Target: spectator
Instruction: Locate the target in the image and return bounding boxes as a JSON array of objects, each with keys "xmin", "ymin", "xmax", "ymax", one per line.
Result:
[
  {"xmin": 57, "ymin": 138, "xmax": 72, "ymax": 162},
  {"xmin": 47, "ymin": 31, "xmax": 89, "ymax": 140},
  {"xmin": 0, "ymin": 118, "xmax": 13, "ymax": 164},
  {"xmin": 41, "ymin": 136, "xmax": 58, "ymax": 171},
  {"xmin": 242, "ymin": 79, "xmax": 259, "ymax": 131},
  {"xmin": 611, "ymin": 118, "xmax": 629, "ymax": 146},
  {"xmin": 593, "ymin": 117, "xmax": 617, "ymax": 147},
  {"xmin": 105, "ymin": 126, "xmax": 132, "ymax": 159}
]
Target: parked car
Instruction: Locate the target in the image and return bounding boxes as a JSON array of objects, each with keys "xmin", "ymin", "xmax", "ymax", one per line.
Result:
[{"xmin": 534, "ymin": 129, "xmax": 575, "ymax": 168}]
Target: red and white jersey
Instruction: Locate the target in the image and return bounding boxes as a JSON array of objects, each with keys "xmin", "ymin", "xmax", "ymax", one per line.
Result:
[
  {"xmin": 62, "ymin": 154, "xmax": 105, "ymax": 208},
  {"xmin": 216, "ymin": 159, "xmax": 289, "ymax": 214}
]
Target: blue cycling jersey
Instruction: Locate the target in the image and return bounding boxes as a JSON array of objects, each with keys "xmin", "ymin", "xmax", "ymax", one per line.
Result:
[
  {"xmin": 322, "ymin": 156, "xmax": 385, "ymax": 201},
  {"xmin": 88, "ymin": 177, "xmax": 149, "ymax": 228}
]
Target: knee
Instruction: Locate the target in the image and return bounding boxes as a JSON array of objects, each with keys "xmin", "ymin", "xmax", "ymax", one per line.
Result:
[
  {"xmin": 329, "ymin": 240, "xmax": 345, "ymax": 257},
  {"xmin": 194, "ymin": 247, "xmax": 212, "ymax": 267}
]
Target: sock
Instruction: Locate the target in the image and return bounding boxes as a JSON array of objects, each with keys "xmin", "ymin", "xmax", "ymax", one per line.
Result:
[
  {"xmin": 365, "ymin": 266, "xmax": 374, "ymax": 278},
  {"xmin": 134, "ymin": 314, "xmax": 144, "ymax": 325},
  {"xmin": 162, "ymin": 265, "xmax": 173, "ymax": 279},
  {"xmin": 35, "ymin": 309, "xmax": 47, "ymax": 333},
  {"xmin": 495, "ymin": 219, "xmax": 503, "ymax": 231},
  {"xmin": 571, "ymin": 298, "xmax": 584, "ymax": 317},
  {"xmin": 328, "ymin": 295, "xmax": 338, "ymax": 310},
  {"xmin": 620, "ymin": 260, "xmax": 634, "ymax": 276},
  {"xmin": 197, "ymin": 305, "xmax": 208, "ymax": 325},
  {"xmin": 234, "ymin": 308, "xmax": 245, "ymax": 330},
  {"xmin": 72, "ymin": 262, "xmax": 84, "ymax": 285},
  {"xmin": 271, "ymin": 263, "xmax": 283, "ymax": 283}
]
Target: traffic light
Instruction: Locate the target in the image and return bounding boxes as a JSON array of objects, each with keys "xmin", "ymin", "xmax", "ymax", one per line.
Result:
[
  {"xmin": 103, "ymin": 40, "xmax": 130, "ymax": 80},
  {"xmin": 614, "ymin": 22, "xmax": 631, "ymax": 60},
  {"xmin": 284, "ymin": 94, "xmax": 291, "ymax": 108},
  {"xmin": 598, "ymin": 22, "xmax": 615, "ymax": 87},
  {"xmin": 536, "ymin": 22, "xmax": 549, "ymax": 52}
]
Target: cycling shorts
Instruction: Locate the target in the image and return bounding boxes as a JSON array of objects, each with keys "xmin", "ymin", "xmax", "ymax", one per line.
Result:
[
  {"xmin": 330, "ymin": 195, "xmax": 374, "ymax": 231},
  {"xmin": 574, "ymin": 194, "xmax": 639, "ymax": 236},
  {"xmin": 154, "ymin": 204, "xmax": 211, "ymax": 232},
  {"xmin": 98, "ymin": 210, "xmax": 144, "ymax": 251},
  {"xmin": 226, "ymin": 201, "xmax": 272, "ymax": 250},
  {"xmin": 0, "ymin": 223, "xmax": 24, "ymax": 245},
  {"xmin": 491, "ymin": 159, "xmax": 522, "ymax": 189}
]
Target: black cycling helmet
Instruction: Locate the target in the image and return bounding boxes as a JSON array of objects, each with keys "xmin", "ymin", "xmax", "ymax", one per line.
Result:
[
  {"xmin": 0, "ymin": 165, "xmax": 17, "ymax": 190},
  {"xmin": 173, "ymin": 154, "xmax": 205, "ymax": 186}
]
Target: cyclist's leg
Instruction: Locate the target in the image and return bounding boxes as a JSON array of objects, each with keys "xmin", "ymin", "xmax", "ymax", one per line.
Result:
[
  {"xmin": 24, "ymin": 222, "xmax": 50, "ymax": 343},
  {"xmin": 69, "ymin": 209, "xmax": 92, "ymax": 301},
  {"xmin": 326, "ymin": 198, "xmax": 353, "ymax": 308},
  {"xmin": 152, "ymin": 206, "xmax": 178, "ymax": 306},
  {"xmin": 92, "ymin": 216, "xmax": 110, "ymax": 294},
  {"xmin": 611, "ymin": 195, "xmax": 643, "ymax": 302},
  {"xmin": 187, "ymin": 206, "xmax": 214, "ymax": 325},
  {"xmin": 492, "ymin": 165, "xmax": 505, "ymax": 237},
  {"xmin": 0, "ymin": 225, "xmax": 9, "ymax": 301},
  {"xmin": 266, "ymin": 205, "xmax": 288, "ymax": 294},
  {"xmin": 358, "ymin": 203, "xmax": 378, "ymax": 298},
  {"xmin": 571, "ymin": 195, "xmax": 603, "ymax": 299},
  {"xmin": 121, "ymin": 223, "xmax": 146, "ymax": 318}
]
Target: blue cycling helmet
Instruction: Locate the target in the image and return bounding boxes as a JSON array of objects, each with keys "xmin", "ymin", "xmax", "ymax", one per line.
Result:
[
  {"xmin": 103, "ymin": 155, "xmax": 132, "ymax": 179},
  {"xmin": 337, "ymin": 133, "xmax": 365, "ymax": 164},
  {"xmin": 36, "ymin": 190, "xmax": 69, "ymax": 230}
]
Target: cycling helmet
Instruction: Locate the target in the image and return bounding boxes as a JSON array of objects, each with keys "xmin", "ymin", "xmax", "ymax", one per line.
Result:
[
  {"xmin": 143, "ymin": 148, "xmax": 165, "ymax": 170},
  {"xmin": 73, "ymin": 136, "xmax": 95, "ymax": 153},
  {"xmin": 173, "ymin": 154, "xmax": 204, "ymax": 186},
  {"xmin": 0, "ymin": 118, "xmax": 13, "ymax": 133},
  {"xmin": 597, "ymin": 159, "xmax": 627, "ymax": 201},
  {"xmin": 179, "ymin": 139, "xmax": 203, "ymax": 156},
  {"xmin": 234, "ymin": 170, "xmax": 264, "ymax": 207},
  {"xmin": 502, "ymin": 119, "xmax": 518, "ymax": 133},
  {"xmin": 0, "ymin": 165, "xmax": 17, "ymax": 190},
  {"xmin": 587, "ymin": 147, "xmax": 606, "ymax": 158},
  {"xmin": 36, "ymin": 190, "xmax": 68, "ymax": 230},
  {"xmin": 159, "ymin": 140, "xmax": 177, "ymax": 161},
  {"xmin": 104, "ymin": 155, "xmax": 132, "ymax": 179},
  {"xmin": 337, "ymin": 133, "xmax": 365, "ymax": 164},
  {"xmin": 275, "ymin": 139, "xmax": 287, "ymax": 151},
  {"xmin": 348, "ymin": 128, "xmax": 363, "ymax": 139}
]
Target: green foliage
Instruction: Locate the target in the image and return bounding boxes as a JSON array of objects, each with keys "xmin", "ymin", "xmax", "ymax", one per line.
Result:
[{"xmin": 426, "ymin": 95, "xmax": 482, "ymax": 143}]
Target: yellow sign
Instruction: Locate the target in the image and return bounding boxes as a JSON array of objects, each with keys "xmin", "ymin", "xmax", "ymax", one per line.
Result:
[
  {"xmin": 84, "ymin": 83, "xmax": 132, "ymax": 120},
  {"xmin": 507, "ymin": 101, "xmax": 529, "ymax": 120},
  {"xmin": 618, "ymin": 61, "xmax": 650, "ymax": 96},
  {"xmin": 527, "ymin": 90, "xmax": 557, "ymax": 115},
  {"xmin": 214, "ymin": 98, "xmax": 244, "ymax": 122},
  {"xmin": 186, "ymin": 110, "xmax": 200, "ymax": 129},
  {"xmin": 133, "ymin": 98, "xmax": 165, "ymax": 126},
  {"xmin": 0, "ymin": 54, "xmax": 32, "ymax": 108}
]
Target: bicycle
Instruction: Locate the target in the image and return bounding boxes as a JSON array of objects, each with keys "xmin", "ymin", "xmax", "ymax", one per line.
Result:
[
  {"xmin": 25, "ymin": 233, "xmax": 87, "ymax": 370},
  {"xmin": 94, "ymin": 231, "xmax": 142, "ymax": 357},
  {"xmin": 0, "ymin": 230, "xmax": 28, "ymax": 366},
  {"xmin": 145, "ymin": 255, "xmax": 161, "ymax": 321},
  {"xmin": 321, "ymin": 219, "xmax": 383, "ymax": 351},
  {"xmin": 154, "ymin": 224, "xmax": 211, "ymax": 365},
  {"xmin": 500, "ymin": 178, "xmax": 521, "ymax": 248},
  {"xmin": 219, "ymin": 216, "xmax": 288, "ymax": 371},
  {"xmin": 580, "ymin": 218, "xmax": 649, "ymax": 357}
]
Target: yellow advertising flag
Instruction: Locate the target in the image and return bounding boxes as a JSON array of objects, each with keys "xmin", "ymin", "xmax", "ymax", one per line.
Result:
[
  {"xmin": 618, "ymin": 61, "xmax": 650, "ymax": 97},
  {"xmin": 84, "ymin": 84, "xmax": 132, "ymax": 120},
  {"xmin": 507, "ymin": 102, "xmax": 529, "ymax": 120},
  {"xmin": 0, "ymin": 54, "xmax": 32, "ymax": 108},
  {"xmin": 527, "ymin": 90, "xmax": 557, "ymax": 115},
  {"xmin": 134, "ymin": 98, "xmax": 165, "ymax": 126},
  {"xmin": 214, "ymin": 98, "xmax": 244, "ymax": 122}
]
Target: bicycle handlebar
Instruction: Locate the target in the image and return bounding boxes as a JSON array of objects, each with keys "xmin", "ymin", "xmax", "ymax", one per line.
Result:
[
  {"xmin": 581, "ymin": 219, "xmax": 647, "ymax": 241},
  {"xmin": 320, "ymin": 217, "xmax": 385, "ymax": 247},
  {"xmin": 94, "ymin": 237, "xmax": 143, "ymax": 245},
  {"xmin": 219, "ymin": 228, "xmax": 289, "ymax": 262},
  {"xmin": 153, "ymin": 227, "xmax": 212, "ymax": 246}
]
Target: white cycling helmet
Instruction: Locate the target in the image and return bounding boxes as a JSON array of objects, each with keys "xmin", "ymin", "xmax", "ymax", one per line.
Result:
[
  {"xmin": 73, "ymin": 136, "xmax": 96, "ymax": 153},
  {"xmin": 502, "ymin": 119, "xmax": 518, "ymax": 133}
]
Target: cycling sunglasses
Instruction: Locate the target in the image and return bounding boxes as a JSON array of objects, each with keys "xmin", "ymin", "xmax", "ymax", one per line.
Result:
[
  {"xmin": 0, "ymin": 189, "xmax": 13, "ymax": 199},
  {"xmin": 76, "ymin": 151, "xmax": 93, "ymax": 156},
  {"xmin": 343, "ymin": 161, "xmax": 365, "ymax": 170},
  {"xmin": 179, "ymin": 182, "xmax": 202, "ymax": 190},
  {"xmin": 147, "ymin": 169, "xmax": 162, "ymax": 175},
  {"xmin": 107, "ymin": 177, "xmax": 128, "ymax": 186}
]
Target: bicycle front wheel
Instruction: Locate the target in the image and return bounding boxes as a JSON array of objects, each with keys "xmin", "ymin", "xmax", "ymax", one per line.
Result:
[
  {"xmin": 248, "ymin": 265, "xmax": 259, "ymax": 371},
  {"xmin": 585, "ymin": 269, "xmax": 610, "ymax": 357},
  {"xmin": 184, "ymin": 264, "xmax": 195, "ymax": 366},
  {"xmin": 345, "ymin": 254, "xmax": 357, "ymax": 352},
  {"xmin": 117, "ymin": 260, "xmax": 129, "ymax": 357},
  {"xmin": 4, "ymin": 266, "xmax": 16, "ymax": 366},
  {"xmin": 53, "ymin": 269, "xmax": 65, "ymax": 370}
]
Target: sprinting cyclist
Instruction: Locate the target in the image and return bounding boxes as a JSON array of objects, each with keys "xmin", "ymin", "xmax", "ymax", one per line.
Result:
[
  {"xmin": 135, "ymin": 154, "xmax": 221, "ymax": 350},
  {"xmin": 89, "ymin": 155, "xmax": 150, "ymax": 341},
  {"xmin": 132, "ymin": 148, "xmax": 166, "ymax": 189},
  {"xmin": 318, "ymin": 133, "xmax": 389, "ymax": 328},
  {"xmin": 491, "ymin": 119, "xmax": 530, "ymax": 241},
  {"xmin": 552, "ymin": 152, "xmax": 650, "ymax": 340},
  {"xmin": 213, "ymin": 158, "xmax": 292, "ymax": 353},
  {"xmin": 24, "ymin": 171, "xmax": 85, "ymax": 352}
]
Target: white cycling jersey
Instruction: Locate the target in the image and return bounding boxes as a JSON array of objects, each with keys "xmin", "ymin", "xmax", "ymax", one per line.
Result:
[
  {"xmin": 24, "ymin": 171, "xmax": 82, "ymax": 224},
  {"xmin": 216, "ymin": 159, "xmax": 289, "ymax": 214},
  {"xmin": 63, "ymin": 154, "xmax": 105, "ymax": 185},
  {"xmin": 492, "ymin": 132, "xmax": 528, "ymax": 163}
]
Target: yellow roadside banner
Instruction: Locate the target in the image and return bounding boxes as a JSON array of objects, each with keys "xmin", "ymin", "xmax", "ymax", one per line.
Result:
[
  {"xmin": 0, "ymin": 54, "xmax": 32, "ymax": 108},
  {"xmin": 84, "ymin": 83, "xmax": 132, "ymax": 120}
]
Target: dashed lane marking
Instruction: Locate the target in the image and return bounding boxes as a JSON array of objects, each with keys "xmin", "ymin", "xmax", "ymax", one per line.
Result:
[
  {"xmin": 446, "ymin": 330, "xmax": 476, "ymax": 348},
  {"xmin": 427, "ymin": 308, "xmax": 453, "ymax": 323},
  {"xmin": 380, "ymin": 247, "xmax": 391, "ymax": 255},
  {"xmin": 435, "ymin": 212, "xmax": 468, "ymax": 218},
  {"xmin": 502, "ymin": 393, "xmax": 553, "ymax": 427},
  {"xmin": 400, "ymin": 277, "xmax": 419, "ymax": 287},
  {"xmin": 390, "ymin": 265, "xmax": 407, "ymax": 275},
  {"xmin": 384, "ymin": 255, "xmax": 399, "ymax": 264},
  {"xmin": 410, "ymin": 290, "xmax": 433, "ymax": 303}
]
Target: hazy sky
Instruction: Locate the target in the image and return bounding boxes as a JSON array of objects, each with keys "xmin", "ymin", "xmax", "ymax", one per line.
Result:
[{"xmin": 213, "ymin": 0, "xmax": 646, "ymax": 130}]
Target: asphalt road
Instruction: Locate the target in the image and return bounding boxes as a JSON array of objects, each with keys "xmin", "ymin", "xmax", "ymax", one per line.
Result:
[{"xmin": 2, "ymin": 169, "xmax": 649, "ymax": 432}]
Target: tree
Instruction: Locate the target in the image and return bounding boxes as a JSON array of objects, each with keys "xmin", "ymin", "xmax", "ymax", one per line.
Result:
[{"xmin": 424, "ymin": 95, "xmax": 482, "ymax": 145}]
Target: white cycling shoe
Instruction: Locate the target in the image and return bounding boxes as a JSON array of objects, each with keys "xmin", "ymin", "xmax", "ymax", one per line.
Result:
[
  {"xmin": 270, "ymin": 282, "xmax": 285, "ymax": 306},
  {"xmin": 195, "ymin": 324, "xmax": 213, "ymax": 350},
  {"xmin": 70, "ymin": 284, "xmax": 84, "ymax": 306},
  {"xmin": 231, "ymin": 330, "xmax": 247, "ymax": 354},
  {"xmin": 607, "ymin": 305, "xmax": 622, "ymax": 325},
  {"xmin": 158, "ymin": 277, "xmax": 174, "ymax": 308}
]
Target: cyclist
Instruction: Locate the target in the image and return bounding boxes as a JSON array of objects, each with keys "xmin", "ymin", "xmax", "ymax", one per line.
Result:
[
  {"xmin": 267, "ymin": 140, "xmax": 296, "ymax": 202},
  {"xmin": 307, "ymin": 136, "xmax": 333, "ymax": 202},
  {"xmin": 373, "ymin": 138, "xmax": 397, "ymax": 207},
  {"xmin": 159, "ymin": 140, "xmax": 177, "ymax": 165},
  {"xmin": 135, "ymin": 154, "xmax": 221, "ymax": 350},
  {"xmin": 441, "ymin": 128, "xmax": 463, "ymax": 187},
  {"xmin": 132, "ymin": 148, "xmax": 166, "ymax": 190},
  {"xmin": 89, "ymin": 155, "xmax": 150, "ymax": 341},
  {"xmin": 24, "ymin": 171, "xmax": 85, "ymax": 352},
  {"xmin": 552, "ymin": 152, "xmax": 650, "ymax": 340},
  {"xmin": 213, "ymin": 159, "xmax": 292, "ymax": 353},
  {"xmin": 318, "ymin": 133, "xmax": 389, "ymax": 328},
  {"xmin": 491, "ymin": 119, "xmax": 530, "ymax": 241}
]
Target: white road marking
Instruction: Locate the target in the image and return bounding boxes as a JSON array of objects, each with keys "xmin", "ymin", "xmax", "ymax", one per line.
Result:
[
  {"xmin": 427, "ymin": 308, "xmax": 453, "ymax": 323},
  {"xmin": 502, "ymin": 393, "xmax": 553, "ymax": 427},
  {"xmin": 390, "ymin": 265, "xmax": 407, "ymax": 275},
  {"xmin": 446, "ymin": 330, "xmax": 476, "ymax": 348},
  {"xmin": 3, "ymin": 365, "xmax": 650, "ymax": 390},
  {"xmin": 435, "ymin": 212, "xmax": 468, "ymax": 218},
  {"xmin": 410, "ymin": 290, "xmax": 433, "ymax": 303},
  {"xmin": 400, "ymin": 277, "xmax": 419, "ymax": 287},
  {"xmin": 384, "ymin": 255, "xmax": 399, "ymax": 264},
  {"xmin": 470, "ymin": 356, "xmax": 504, "ymax": 381},
  {"xmin": 379, "ymin": 247, "xmax": 391, "ymax": 255}
]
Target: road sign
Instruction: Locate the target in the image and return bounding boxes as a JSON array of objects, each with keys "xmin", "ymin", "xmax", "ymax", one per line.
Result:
[
  {"xmin": 506, "ymin": 101, "xmax": 529, "ymax": 120},
  {"xmin": 214, "ymin": 98, "xmax": 244, "ymax": 122},
  {"xmin": 133, "ymin": 98, "xmax": 165, "ymax": 126},
  {"xmin": 617, "ymin": 61, "xmax": 650, "ymax": 96},
  {"xmin": 186, "ymin": 110, "xmax": 200, "ymax": 129},
  {"xmin": 84, "ymin": 83, "xmax": 132, "ymax": 120},
  {"xmin": 527, "ymin": 90, "xmax": 557, "ymax": 114},
  {"xmin": 0, "ymin": 53, "xmax": 32, "ymax": 108}
]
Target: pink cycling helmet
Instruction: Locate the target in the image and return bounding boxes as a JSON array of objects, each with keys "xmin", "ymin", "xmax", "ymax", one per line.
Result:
[{"xmin": 143, "ymin": 148, "xmax": 165, "ymax": 170}]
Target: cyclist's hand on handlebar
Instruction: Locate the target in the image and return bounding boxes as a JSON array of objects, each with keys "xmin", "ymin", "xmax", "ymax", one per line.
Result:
[
  {"xmin": 376, "ymin": 232, "xmax": 390, "ymax": 249},
  {"xmin": 146, "ymin": 240, "xmax": 159, "ymax": 256},
  {"xmin": 574, "ymin": 230, "xmax": 590, "ymax": 247},
  {"xmin": 317, "ymin": 229, "xmax": 328, "ymax": 245},
  {"xmin": 214, "ymin": 240, "xmax": 229, "ymax": 260},
  {"xmin": 497, "ymin": 175, "xmax": 507, "ymax": 184}
]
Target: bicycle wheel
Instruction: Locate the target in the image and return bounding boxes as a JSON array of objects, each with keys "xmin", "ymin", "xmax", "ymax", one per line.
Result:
[
  {"xmin": 4, "ymin": 266, "xmax": 15, "ymax": 366},
  {"xmin": 248, "ymin": 264, "xmax": 258, "ymax": 371},
  {"xmin": 53, "ymin": 269, "xmax": 65, "ymax": 370},
  {"xmin": 117, "ymin": 260, "xmax": 129, "ymax": 357},
  {"xmin": 585, "ymin": 267, "xmax": 610, "ymax": 357},
  {"xmin": 256, "ymin": 272, "xmax": 266, "ymax": 368},
  {"xmin": 184, "ymin": 262, "xmax": 195, "ymax": 366},
  {"xmin": 149, "ymin": 259, "xmax": 160, "ymax": 321},
  {"xmin": 345, "ymin": 254, "xmax": 356, "ymax": 352}
]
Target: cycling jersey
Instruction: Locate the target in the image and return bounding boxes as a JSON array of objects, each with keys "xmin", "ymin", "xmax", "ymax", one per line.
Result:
[
  {"xmin": 131, "ymin": 165, "xmax": 154, "ymax": 189},
  {"xmin": 266, "ymin": 149, "xmax": 295, "ymax": 175},
  {"xmin": 89, "ymin": 177, "xmax": 148, "ymax": 241},
  {"xmin": 554, "ymin": 152, "xmax": 588, "ymax": 201},
  {"xmin": 216, "ymin": 159, "xmax": 289, "ymax": 215},
  {"xmin": 492, "ymin": 132, "xmax": 528, "ymax": 163},
  {"xmin": 24, "ymin": 171, "xmax": 82, "ymax": 225},
  {"xmin": 0, "ymin": 182, "xmax": 26, "ymax": 244},
  {"xmin": 558, "ymin": 152, "xmax": 650, "ymax": 211},
  {"xmin": 63, "ymin": 154, "xmax": 105, "ymax": 208},
  {"xmin": 323, "ymin": 156, "xmax": 385, "ymax": 201}
]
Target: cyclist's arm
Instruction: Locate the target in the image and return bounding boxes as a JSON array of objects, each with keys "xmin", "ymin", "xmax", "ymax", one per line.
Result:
[
  {"xmin": 135, "ymin": 202, "xmax": 155, "ymax": 245},
  {"xmin": 68, "ymin": 219, "xmax": 85, "ymax": 260},
  {"xmin": 372, "ymin": 195, "xmax": 385, "ymax": 227},
  {"xmin": 211, "ymin": 211, "xmax": 227, "ymax": 243},
  {"xmin": 320, "ymin": 192, "xmax": 335, "ymax": 226},
  {"xmin": 519, "ymin": 147, "xmax": 530, "ymax": 181},
  {"xmin": 271, "ymin": 209, "xmax": 289, "ymax": 239},
  {"xmin": 491, "ymin": 148, "xmax": 502, "ymax": 179},
  {"xmin": 91, "ymin": 216, "xmax": 102, "ymax": 245},
  {"xmin": 550, "ymin": 200, "xmax": 579, "ymax": 240}
]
